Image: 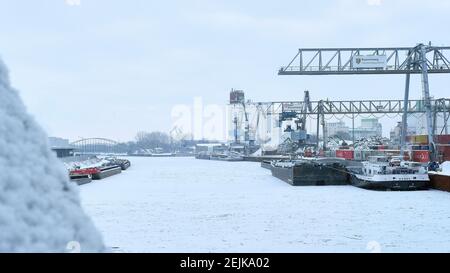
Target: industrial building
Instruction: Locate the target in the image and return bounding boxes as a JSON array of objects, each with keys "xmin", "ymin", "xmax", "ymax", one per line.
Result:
[
  {"xmin": 326, "ymin": 121, "xmax": 350, "ymax": 138},
  {"xmin": 326, "ymin": 119, "xmax": 382, "ymax": 140},
  {"xmin": 390, "ymin": 122, "xmax": 418, "ymax": 144},
  {"xmin": 351, "ymin": 118, "xmax": 383, "ymax": 140},
  {"xmin": 48, "ymin": 137, "xmax": 75, "ymax": 158}
]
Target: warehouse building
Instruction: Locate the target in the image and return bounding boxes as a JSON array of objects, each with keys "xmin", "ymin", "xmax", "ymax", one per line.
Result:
[{"xmin": 48, "ymin": 137, "xmax": 75, "ymax": 158}]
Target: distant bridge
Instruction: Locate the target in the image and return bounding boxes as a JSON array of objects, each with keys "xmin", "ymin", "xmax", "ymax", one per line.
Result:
[{"xmin": 70, "ymin": 138, "xmax": 124, "ymax": 155}]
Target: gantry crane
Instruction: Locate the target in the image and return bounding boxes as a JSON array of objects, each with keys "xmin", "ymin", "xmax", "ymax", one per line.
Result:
[{"xmin": 278, "ymin": 43, "xmax": 450, "ymax": 161}]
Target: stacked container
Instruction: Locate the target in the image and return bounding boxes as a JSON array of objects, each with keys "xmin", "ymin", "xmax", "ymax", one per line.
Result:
[
  {"xmin": 335, "ymin": 150, "xmax": 354, "ymax": 160},
  {"xmin": 409, "ymin": 135, "xmax": 450, "ymax": 162}
]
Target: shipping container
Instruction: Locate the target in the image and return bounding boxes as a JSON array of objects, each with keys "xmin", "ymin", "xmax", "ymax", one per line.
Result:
[
  {"xmin": 408, "ymin": 135, "xmax": 450, "ymax": 145},
  {"xmin": 435, "ymin": 135, "xmax": 450, "ymax": 145},
  {"xmin": 378, "ymin": 145, "xmax": 387, "ymax": 151},
  {"xmin": 437, "ymin": 144, "xmax": 450, "ymax": 151},
  {"xmin": 336, "ymin": 150, "xmax": 354, "ymax": 160},
  {"xmin": 409, "ymin": 135, "xmax": 428, "ymax": 145},
  {"xmin": 437, "ymin": 145, "xmax": 450, "ymax": 162},
  {"xmin": 412, "ymin": 150, "xmax": 430, "ymax": 163},
  {"xmin": 421, "ymin": 145, "xmax": 429, "ymax": 151}
]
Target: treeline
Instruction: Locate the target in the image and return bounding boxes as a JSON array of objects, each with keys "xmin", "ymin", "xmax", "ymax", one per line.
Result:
[
  {"xmin": 115, "ymin": 131, "xmax": 195, "ymax": 154},
  {"xmin": 79, "ymin": 131, "xmax": 222, "ymax": 155}
]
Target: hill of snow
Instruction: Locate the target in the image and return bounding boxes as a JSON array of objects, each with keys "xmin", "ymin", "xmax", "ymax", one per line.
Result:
[{"xmin": 0, "ymin": 58, "xmax": 104, "ymax": 252}]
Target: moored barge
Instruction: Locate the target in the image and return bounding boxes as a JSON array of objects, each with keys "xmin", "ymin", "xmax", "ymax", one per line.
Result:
[
  {"xmin": 261, "ymin": 160, "xmax": 272, "ymax": 170},
  {"xmin": 428, "ymin": 172, "xmax": 450, "ymax": 192},
  {"xmin": 69, "ymin": 174, "xmax": 92, "ymax": 186},
  {"xmin": 270, "ymin": 158, "xmax": 350, "ymax": 186},
  {"xmin": 92, "ymin": 165, "xmax": 122, "ymax": 180}
]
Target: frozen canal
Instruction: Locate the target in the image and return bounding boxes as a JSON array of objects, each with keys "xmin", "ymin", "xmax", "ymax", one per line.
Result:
[{"xmin": 80, "ymin": 157, "xmax": 450, "ymax": 253}]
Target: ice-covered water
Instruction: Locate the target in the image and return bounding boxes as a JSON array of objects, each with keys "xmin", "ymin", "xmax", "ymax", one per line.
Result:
[{"xmin": 80, "ymin": 157, "xmax": 450, "ymax": 253}]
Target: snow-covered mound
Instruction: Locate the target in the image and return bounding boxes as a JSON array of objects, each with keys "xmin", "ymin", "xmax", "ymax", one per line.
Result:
[
  {"xmin": 0, "ymin": 59, "xmax": 104, "ymax": 252},
  {"xmin": 441, "ymin": 161, "xmax": 450, "ymax": 176}
]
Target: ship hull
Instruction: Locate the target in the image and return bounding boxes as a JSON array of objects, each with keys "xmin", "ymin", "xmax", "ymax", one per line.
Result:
[
  {"xmin": 260, "ymin": 160, "xmax": 272, "ymax": 170},
  {"xmin": 210, "ymin": 156, "xmax": 243, "ymax": 162},
  {"xmin": 92, "ymin": 165, "xmax": 122, "ymax": 180},
  {"xmin": 271, "ymin": 162, "xmax": 349, "ymax": 186},
  {"xmin": 70, "ymin": 175, "xmax": 92, "ymax": 186},
  {"xmin": 429, "ymin": 173, "xmax": 450, "ymax": 192},
  {"xmin": 351, "ymin": 174, "xmax": 429, "ymax": 191},
  {"xmin": 195, "ymin": 154, "xmax": 211, "ymax": 160}
]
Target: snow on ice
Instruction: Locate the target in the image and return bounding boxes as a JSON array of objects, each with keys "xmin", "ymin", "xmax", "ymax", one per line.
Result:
[
  {"xmin": 0, "ymin": 59, "xmax": 104, "ymax": 252},
  {"xmin": 81, "ymin": 157, "xmax": 450, "ymax": 253},
  {"xmin": 441, "ymin": 161, "xmax": 450, "ymax": 176}
]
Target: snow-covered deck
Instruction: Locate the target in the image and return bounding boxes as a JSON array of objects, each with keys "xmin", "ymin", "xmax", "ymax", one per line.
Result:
[{"xmin": 80, "ymin": 157, "xmax": 450, "ymax": 253}]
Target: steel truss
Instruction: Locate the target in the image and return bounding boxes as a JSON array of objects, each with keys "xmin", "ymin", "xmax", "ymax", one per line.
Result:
[
  {"xmin": 253, "ymin": 98, "xmax": 450, "ymax": 116},
  {"xmin": 249, "ymin": 98, "xmax": 449, "ymax": 151},
  {"xmin": 278, "ymin": 46, "xmax": 450, "ymax": 75}
]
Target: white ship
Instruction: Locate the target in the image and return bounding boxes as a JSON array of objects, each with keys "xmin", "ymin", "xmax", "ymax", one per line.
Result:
[{"xmin": 350, "ymin": 156, "xmax": 429, "ymax": 191}]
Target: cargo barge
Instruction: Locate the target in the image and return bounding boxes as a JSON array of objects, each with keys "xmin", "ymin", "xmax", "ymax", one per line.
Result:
[
  {"xmin": 69, "ymin": 174, "xmax": 92, "ymax": 186},
  {"xmin": 210, "ymin": 151, "xmax": 244, "ymax": 162},
  {"xmin": 196, "ymin": 151, "xmax": 244, "ymax": 161},
  {"xmin": 69, "ymin": 165, "xmax": 122, "ymax": 181},
  {"xmin": 244, "ymin": 155, "xmax": 290, "ymax": 162},
  {"xmin": 195, "ymin": 152, "xmax": 211, "ymax": 160},
  {"xmin": 92, "ymin": 165, "xmax": 122, "ymax": 180},
  {"xmin": 69, "ymin": 168, "xmax": 95, "ymax": 185},
  {"xmin": 104, "ymin": 157, "xmax": 131, "ymax": 170},
  {"xmin": 261, "ymin": 160, "xmax": 272, "ymax": 170},
  {"xmin": 270, "ymin": 158, "xmax": 351, "ymax": 186},
  {"xmin": 428, "ymin": 172, "xmax": 450, "ymax": 192}
]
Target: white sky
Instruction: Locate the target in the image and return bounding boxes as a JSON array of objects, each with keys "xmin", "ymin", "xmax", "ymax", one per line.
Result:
[{"xmin": 1, "ymin": 0, "xmax": 449, "ymax": 141}]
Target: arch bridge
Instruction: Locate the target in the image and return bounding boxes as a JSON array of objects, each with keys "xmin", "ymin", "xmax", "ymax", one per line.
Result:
[{"xmin": 70, "ymin": 138, "xmax": 125, "ymax": 155}]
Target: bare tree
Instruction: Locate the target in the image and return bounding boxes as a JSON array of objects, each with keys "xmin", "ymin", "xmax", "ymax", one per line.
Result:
[{"xmin": 135, "ymin": 131, "xmax": 170, "ymax": 151}]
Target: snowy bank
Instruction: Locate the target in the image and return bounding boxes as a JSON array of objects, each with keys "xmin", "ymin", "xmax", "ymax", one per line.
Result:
[{"xmin": 0, "ymin": 58, "xmax": 104, "ymax": 252}]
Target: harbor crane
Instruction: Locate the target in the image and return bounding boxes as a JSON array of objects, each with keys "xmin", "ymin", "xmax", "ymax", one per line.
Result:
[
  {"xmin": 276, "ymin": 90, "xmax": 314, "ymax": 151},
  {"xmin": 278, "ymin": 43, "xmax": 450, "ymax": 161},
  {"xmin": 230, "ymin": 89, "xmax": 255, "ymax": 150}
]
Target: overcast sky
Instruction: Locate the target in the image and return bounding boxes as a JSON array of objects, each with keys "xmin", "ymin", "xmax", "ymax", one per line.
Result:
[{"xmin": 1, "ymin": 0, "xmax": 449, "ymax": 142}]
